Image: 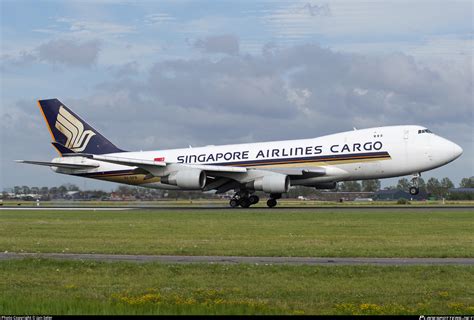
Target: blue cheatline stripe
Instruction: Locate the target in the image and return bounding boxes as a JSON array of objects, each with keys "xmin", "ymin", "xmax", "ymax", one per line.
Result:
[
  {"xmin": 213, "ymin": 151, "xmax": 390, "ymax": 167},
  {"xmin": 74, "ymin": 151, "xmax": 391, "ymax": 178}
]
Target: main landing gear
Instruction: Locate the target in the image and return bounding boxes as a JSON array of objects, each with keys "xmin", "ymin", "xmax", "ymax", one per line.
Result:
[
  {"xmin": 229, "ymin": 191, "xmax": 283, "ymax": 208},
  {"xmin": 229, "ymin": 191, "xmax": 260, "ymax": 208},
  {"xmin": 409, "ymin": 173, "xmax": 420, "ymax": 195}
]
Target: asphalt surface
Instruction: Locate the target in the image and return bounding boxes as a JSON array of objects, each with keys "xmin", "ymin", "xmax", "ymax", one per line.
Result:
[
  {"xmin": 1, "ymin": 252, "xmax": 473, "ymax": 265},
  {"xmin": 0, "ymin": 207, "xmax": 131, "ymax": 211},
  {"xmin": 1, "ymin": 206, "xmax": 473, "ymax": 211}
]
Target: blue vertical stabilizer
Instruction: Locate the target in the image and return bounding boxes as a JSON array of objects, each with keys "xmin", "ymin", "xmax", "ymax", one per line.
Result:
[{"xmin": 38, "ymin": 99, "xmax": 124, "ymax": 155}]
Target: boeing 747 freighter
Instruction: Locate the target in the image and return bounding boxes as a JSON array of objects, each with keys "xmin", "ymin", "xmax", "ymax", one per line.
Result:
[{"xmin": 18, "ymin": 99, "xmax": 463, "ymax": 207}]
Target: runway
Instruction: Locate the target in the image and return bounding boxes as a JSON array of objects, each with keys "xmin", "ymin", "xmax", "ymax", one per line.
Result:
[
  {"xmin": 1, "ymin": 252, "xmax": 473, "ymax": 265},
  {"xmin": 1, "ymin": 206, "xmax": 473, "ymax": 211},
  {"xmin": 0, "ymin": 207, "xmax": 131, "ymax": 211}
]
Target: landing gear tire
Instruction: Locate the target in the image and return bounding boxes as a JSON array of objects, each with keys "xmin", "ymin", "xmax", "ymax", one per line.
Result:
[
  {"xmin": 267, "ymin": 198, "xmax": 277, "ymax": 208},
  {"xmin": 240, "ymin": 198, "xmax": 251, "ymax": 208},
  {"xmin": 249, "ymin": 195, "xmax": 259, "ymax": 205},
  {"xmin": 409, "ymin": 186, "xmax": 419, "ymax": 195},
  {"xmin": 229, "ymin": 199, "xmax": 239, "ymax": 208}
]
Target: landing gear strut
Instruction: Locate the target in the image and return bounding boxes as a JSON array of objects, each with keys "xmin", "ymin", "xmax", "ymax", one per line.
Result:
[
  {"xmin": 267, "ymin": 193, "xmax": 282, "ymax": 208},
  {"xmin": 229, "ymin": 190, "xmax": 259, "ymax": 208},
  {"xmin": 409, "ymin": 173, "xmax": 420, "ymax": 195}
]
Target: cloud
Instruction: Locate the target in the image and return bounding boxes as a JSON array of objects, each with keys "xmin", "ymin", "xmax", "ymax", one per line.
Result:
[
  {"xmin": 261, "ymin": 1, "xmax": 470, "ymax": 46},
  {"xmin": 302, "ymin": 3, "xmax": 331, "ymax": 17},
  {"xmin": 56, "ymin": 18, "xmax": 135, "ymax": 38},
  {"xmin": 2, "ymin": 43, "xmax": 472, "ymax": 189},
  {"xmin": 1, "ymin": 38, "xmax": 102, "ymax": 70},
  {"xmin": 37, "ymin": 39, "xmax": 101, "ymax": 67},
  {"xmin": 145, "ymin": 13, "xmax": 175, "ymax": 25},
  {"xmin": 111, "ymin": 61, "xmax": 140, "ymax": 78},
  {"xmin": 261, "ymin": 2, "xmax": 332, "ymax": 42},
  {"xmin": 193, "ymin": 34, "xmax": 240, "ymax": 55},
  {"xmin": 77, "ymin": 43, "xmax": 471, "ymax": 149},
  {"xmin": 0, "ymin": 51, "xmax": 37, "ymax": 69}
]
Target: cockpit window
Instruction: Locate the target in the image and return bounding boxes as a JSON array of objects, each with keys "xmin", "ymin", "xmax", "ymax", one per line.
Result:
[{"xmin": 418, "ymin": 129, "xmax": 433, "ymax": 134}]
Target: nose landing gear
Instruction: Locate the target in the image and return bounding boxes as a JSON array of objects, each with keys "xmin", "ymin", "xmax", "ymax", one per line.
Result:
[
  {"xmin": 409, "ymin": 173, "xmax": 420, "ymax": 195},
  {"xmin": 409, "ymin": 186, "xmax": 419, "ymax": 195}
]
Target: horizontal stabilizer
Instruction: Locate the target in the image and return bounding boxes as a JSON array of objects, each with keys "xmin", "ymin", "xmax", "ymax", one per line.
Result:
[{"xmin": 16, "ymin": 160, "xmax": 99, "ymax": 169}]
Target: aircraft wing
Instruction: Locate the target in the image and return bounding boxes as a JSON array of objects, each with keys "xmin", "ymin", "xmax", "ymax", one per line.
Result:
[
  {"xmin": 90, "ymin": 154, "xmax": 326, "ymax": 178},
  {"xmin": 19, "ymin": 154, "xmax": 324, "ymax": 178},
  {"xmin": 17, "ymin": 154, "xmax": 327, "ymax": 194},
  {"xmin": 90, "ymin": 154, "xmax": 327, "ymax": 176},
  {"xmin": 90, "ymin": 154, "xmax": 247, "ymax": 174},
  {"xmin": 15, "ymin": 160, "xmax": 99, "ymax": 169}
]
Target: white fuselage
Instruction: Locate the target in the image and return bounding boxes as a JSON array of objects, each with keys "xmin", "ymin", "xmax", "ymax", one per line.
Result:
[{"xmin": 52, "ymin": 125, "xmax": 463, "ymax": 190}]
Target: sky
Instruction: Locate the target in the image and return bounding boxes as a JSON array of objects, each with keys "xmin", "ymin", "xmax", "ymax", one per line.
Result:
[{"xmin": 1, "ymin": 0, "xmax": 472, "ymax": 191}]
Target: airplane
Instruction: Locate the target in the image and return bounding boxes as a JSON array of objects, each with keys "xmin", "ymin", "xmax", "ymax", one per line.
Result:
[{"xmin": 17, "ymin": 99, "xmax": 463, "ymax": 208}]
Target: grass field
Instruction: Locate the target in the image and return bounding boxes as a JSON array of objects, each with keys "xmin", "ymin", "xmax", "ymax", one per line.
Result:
[
  {"xmin": 2, "ymin": 199, "xmax": 474, "ymax": 207},
  {"xmin": 1, "ymin": 259, "xmax": 473, "ymax": 315},
  {"xmin": 1, "ymin": 207, "xmax": 473, "ymax": 315},
  {"xmin": 0, "ymin": 208, "xmax": 472, "ymax": 257}
]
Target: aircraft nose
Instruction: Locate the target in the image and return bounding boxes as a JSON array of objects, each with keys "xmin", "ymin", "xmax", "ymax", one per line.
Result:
[{"xmin": 452, "ymin": 142, "xmax": 463, "ymax": 159}]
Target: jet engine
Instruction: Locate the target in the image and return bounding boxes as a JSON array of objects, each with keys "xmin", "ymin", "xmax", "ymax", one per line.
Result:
[
  {"xmin": 248, "ymin": 174, "xmax": 290, "ymax": 193},
  {"xmin": 161, "ymin": 169, "xmax": 206, "ymax": 189}
]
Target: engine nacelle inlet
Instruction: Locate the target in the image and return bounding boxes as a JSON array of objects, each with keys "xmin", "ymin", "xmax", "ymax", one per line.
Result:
[{"xmin": 161, "ymin": 169, "xmax": 206, "ymax": 190}]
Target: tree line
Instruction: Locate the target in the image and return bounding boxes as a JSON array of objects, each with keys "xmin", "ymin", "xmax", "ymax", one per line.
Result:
[
  {"xmin": 337, "ymin": 176, "xmax": 473, "ymax": 198},
  {"xmin": 3, "ymin": 176, "xmax": 473, "ymax": 200}
]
